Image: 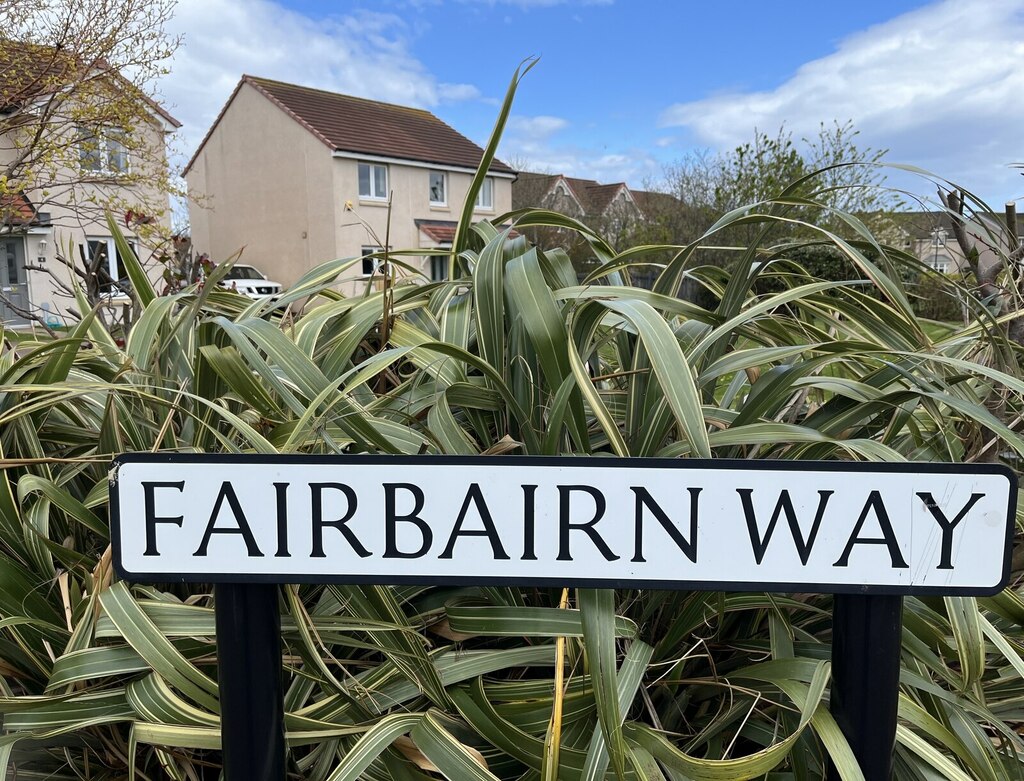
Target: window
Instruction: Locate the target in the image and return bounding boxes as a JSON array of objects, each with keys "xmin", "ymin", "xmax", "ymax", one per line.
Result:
[
  {"xmin": 361, "ymin": 246, "xmax": 382, "ymax": 276},
  {"xmin": 931, "ymin": 229, "xmax": 947, "ymax": 247},
  {"xmin": 78, "ymin": 127, "xmax": 130, "ymax": 174},
  {"xmin": 429, "ymin": 255, "xmax": 448, "ymax": 282},
  {"xmin": 429, "ymin": 171, "xmax": 447, "ymax": 206},
  {"xmin": 358, "ymin": 163, "xmax": 388, "ymax": 200},
  {"xmin": 85, "ymin": 237, "xmax": 136, "ymax": 294},
  {"xmin": 106, "ymin": 132, "xmax": 129, "ymax": 174},
  {"xmin": 928, "ymin": 255, "xmax": 951, "ymax": 274},
  {"xmin": 475, "ymin": 177, "xmax": 494, "ymax": 210}
]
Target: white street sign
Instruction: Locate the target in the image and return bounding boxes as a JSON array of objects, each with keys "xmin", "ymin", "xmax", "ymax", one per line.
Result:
[{"xmin": 110, "ymin": 455, "xmax": 1017, "ymax": 595}]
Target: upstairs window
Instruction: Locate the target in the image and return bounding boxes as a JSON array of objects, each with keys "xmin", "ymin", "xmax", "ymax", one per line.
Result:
[
  {"xmin": 475, "ymin": 177, "xmax": 494, "ymax": 210},
  {"xmin": 931, "ymin": 229, "xmax": 947, "ymax": 247},
  {"xmin": 78, "ymin": 128, "xmax": 130, "ymax": 175},
  {"xmin": 358, "ymin": 163, "xmax": 388, "ymax": 200},
  {"xmin": 429, "ymin": 171, "xmax": 447, "ymax": 205}
]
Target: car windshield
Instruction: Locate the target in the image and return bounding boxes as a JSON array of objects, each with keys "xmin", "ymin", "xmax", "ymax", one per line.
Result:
[{"xmin": 223, "ymin": 266, "xmax": 265, "ymax": 281}]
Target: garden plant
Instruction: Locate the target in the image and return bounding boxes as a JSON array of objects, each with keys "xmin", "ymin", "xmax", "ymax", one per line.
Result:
[{"xmin": 1, "ymin": 65, "xmax": 1024, "ymax": 780}]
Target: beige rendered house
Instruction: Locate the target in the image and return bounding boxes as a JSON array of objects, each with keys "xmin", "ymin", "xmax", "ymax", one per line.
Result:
[
  {"xmin": 513, "ymin": 172, "xmax": 645, "ymax": 232},
  {"xmin": 0, "ymin": 42, "xmax": 181, "ymax": 328},
  {"xmin": 184, "ymin": 76, "xmax": 515, "ymax": 295},
  {"xmin": 900, "ymin": 211, "xmax": 1022, "ymax": 277}
]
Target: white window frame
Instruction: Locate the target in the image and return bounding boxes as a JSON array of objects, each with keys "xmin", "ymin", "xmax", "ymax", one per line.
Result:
[
  {"xmin": 78, "ymin": 127, "xmax": 131, "ymax": 176},
  {"xmin": 475, "ymin": 177, "xmax": 494, "ymax": 210},
  {"xmin": 358, "ymin": 162, "xmax": 389, "ymax": 201},
  {"xmin": 86, "ymin": 236, "xmax": 136, "ymax": 295},
  {"xmin": 931, "ymin": 229, "xmax": 947, "ymax": 248},
  {"xmin": 928, "ymin": 254, "xmax": 951, "ymax": 274},
  {"xmin": 361, "ymin": 246, "xmax": 383, "ymax": 277},
  {"xmin": 429, "ymin": 171, "xmax": 447, "ymax": 206}
]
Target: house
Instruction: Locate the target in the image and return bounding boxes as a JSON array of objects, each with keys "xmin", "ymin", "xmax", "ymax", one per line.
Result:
[
  {"xmin": 512, "ymin": 172, "xmax": 677, "ymax": 284},
  {"xmin": 899, "ymin": 210, "xmax": 1022, "ymax": 276},
  {"xmin": 184, "ymin": 76, "xmax": 516, "ymax": 295},
  {"xmin": 513, "ymin": 172, "xmax": 645, "ymax": 238},
  {"xmin": 0, "ymin": 40, "xmax": 181, "ymax": 327}
]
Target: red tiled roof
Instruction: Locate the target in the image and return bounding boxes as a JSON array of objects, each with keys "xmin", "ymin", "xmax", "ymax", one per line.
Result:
[
  {"xmin": 584, "ymin": 182, "xmax": 628, "ymax": 214},
  {"xmin": 0, "ymin": 193, "xmax": 39, "ymax": 225},
  {"xmin": 416, "ymin": 219, "xmax": 518, "ymax": 245},
  {"xmin": 188, "ymin": 75, "xmax": 513, "ymax": 176},
  {"xmin": 416, "ymin": 219, "xmax": 457, "ymax": 245}
]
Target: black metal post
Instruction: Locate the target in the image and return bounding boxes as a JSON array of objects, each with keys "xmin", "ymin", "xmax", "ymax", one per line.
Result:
[
  {"xmin": 215, "ymin": 583, "xmax": 286, "ymax": 781},
  {"xmin": 827, "ymin": 594, "xmax": 903, "ymax": 781}
]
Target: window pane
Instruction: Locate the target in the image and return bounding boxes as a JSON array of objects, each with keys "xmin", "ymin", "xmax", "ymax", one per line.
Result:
[
  {"xmin": 78, "ymin": 128, "xmax": 102, "ymax": 172},
  {"xmin": 86, "ymin": 240, "xmax": 107, "ymax": 268},
  {"xmin": 107, "ymin": 132, "xmax": 129, "ymax": 173},
  {"xmin": 225, "ymin": 266, "xmax": 264, "ymax": 280},
  {"xmin": 5, "ymin": 245, "xmax": 17, "ymax": 286},
  {"xmin": 429, "ymin": 172, "xmax": 445, "ymax": 204},
  {"xmin": 362, "ymin": 247, "xmax": 378, "ymax": 275},
  {"xmin": 87, "ymin": 239, "xmax": 118, "ymax": 292},
  {"xmin": 430, "ymin": 255, "xmax": 448, "ymax": 281},
  {"xmin": 476, "ymin": 177, "xmax": 493, "ymax": 209},
  {"xmin": 113, "ymin": 241, "xmax": 135, "ymax": 290},
  {"xmin": 373, "ymin": 165, "xmax": 388, "ymax": 199},
  {"xmin": 358, "ymin": 164, "xmax": 371, "ymax": 197}
]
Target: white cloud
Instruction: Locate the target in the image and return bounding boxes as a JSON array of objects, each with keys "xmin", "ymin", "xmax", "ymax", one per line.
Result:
[
  {"xmin": 500, "ymin": 113, "xmax": 658, "ymax": 184},
  {"xmin": 507, "ymin": 115, "xmax": 570, "ymax": 137},
  {"xmin": 460, "ymin": 0, "xmax": 612, "ymax": 7},
  {"xmin": 660, "ymin": 0, "xmax": 1024, "ymax": 201},
  {"xmin": 161, "ymin": 0, "xmax": 478, "ymax": 164}
]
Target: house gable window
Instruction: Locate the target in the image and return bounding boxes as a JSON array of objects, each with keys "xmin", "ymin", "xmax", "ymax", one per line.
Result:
[
  {"xmin": 475, "ymin": 177, "xmax": 494, "ymax": 210},
  {"xmin": 358, "ymin": 163, "xmax": 388, "ymax": 200},
  {"xmin": 931, "ymin": 229, "xmax": 947, "ymax": 247},
  {"xmin": 429, "ymin": 171, "xmax": 447, "ymax": 206},
  {"xmin": 78, "ymin": 127, "xmax": 130, "ymax": 175}
]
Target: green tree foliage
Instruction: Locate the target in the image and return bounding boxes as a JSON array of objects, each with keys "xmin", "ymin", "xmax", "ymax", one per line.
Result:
[
  {"xmin": 639, "ymin": 122, "xmax": 899, "ymax": 255},
  {"xmin": 0, "ymin": 0, "xmax": 180, "ymax": 226}
]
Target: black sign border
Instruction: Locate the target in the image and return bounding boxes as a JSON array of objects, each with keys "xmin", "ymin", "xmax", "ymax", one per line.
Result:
[{"xmin": 109, "ymin": 454, "xmax": 1018, "ymax": 596}]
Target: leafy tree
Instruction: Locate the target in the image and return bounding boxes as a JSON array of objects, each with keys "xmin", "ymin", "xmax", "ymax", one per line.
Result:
[
  {"xmin": 0, "ymin": 0, "xmax": 181, "ymax": 330},
  {"xmin": 0, "ymin": 0, "xmax": 180, "ymax": 224},
  {"xmin": 648, "ymin": 121, "xmax": 897, "ymax": 251}
]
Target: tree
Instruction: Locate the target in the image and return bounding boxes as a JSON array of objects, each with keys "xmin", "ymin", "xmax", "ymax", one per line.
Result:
[
  {"xmin": 0, "ymin": 0, "xmax": 182, "ymax": 331},
  {"xmin": 652, "ymin": 121, "xmax": 897, "ymax": 250},
  {"xmin": 0, "ymin": 0, "xmax": 181, "ymax": 226}
]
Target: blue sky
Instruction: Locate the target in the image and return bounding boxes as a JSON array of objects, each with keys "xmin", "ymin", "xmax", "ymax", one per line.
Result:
[{"xmin": 164, "ymin": 0, "xmax": 1024, "ymax": 206}]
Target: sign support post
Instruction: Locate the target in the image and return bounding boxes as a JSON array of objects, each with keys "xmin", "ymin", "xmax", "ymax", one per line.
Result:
[
  {"xmin": 214, "ymin": 582, "xmax": 286, "ymax": 780},
  {"xmin": 827, "ymin": 593, "xmax": 903, "ymax": 781}
]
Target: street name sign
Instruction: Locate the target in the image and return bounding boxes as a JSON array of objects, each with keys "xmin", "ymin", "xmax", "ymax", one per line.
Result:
[{"xmin": 110, "ymin": 454, "xmax": 1016, "ymax": 595}]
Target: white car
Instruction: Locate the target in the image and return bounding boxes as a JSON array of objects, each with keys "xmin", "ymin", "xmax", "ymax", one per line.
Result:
[{"xmin": 218, "ymin": 264, "xmax": 283, "ymax": 299}]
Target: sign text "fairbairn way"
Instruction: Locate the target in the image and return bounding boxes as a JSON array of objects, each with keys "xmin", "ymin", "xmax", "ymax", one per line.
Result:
[{"xmin": 110, "ymin": 455, "xmax": 1016, "ymax": 595}]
